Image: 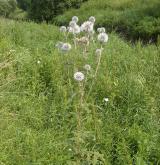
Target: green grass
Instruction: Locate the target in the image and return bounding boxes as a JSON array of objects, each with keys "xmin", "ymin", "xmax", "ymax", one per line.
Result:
[
  {"xmin": 55, "ymin": 0, "xmax": 160, "ymax": 43},
  {"xmin": 0, "ymin": 18, "xmax": 160, "ymax": 164}
]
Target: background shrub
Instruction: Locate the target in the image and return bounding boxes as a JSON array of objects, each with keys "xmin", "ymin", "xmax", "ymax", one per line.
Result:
[
  {"xmin": 27, "ymin": 0, "xmax": 87, "ymax": 22},
  {"xmin": 0, "ymin": 0, "xmax": 17, "ymax": 17},
  {"xmin": 16, "ymin": 0, "xmax": 31, "ymax": 11}
]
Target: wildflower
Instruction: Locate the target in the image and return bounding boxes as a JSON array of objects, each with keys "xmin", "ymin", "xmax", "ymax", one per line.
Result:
[
  {"xmin": 60, "ymin": 26, "xmax": 67, "ymax": 32},
  {"xmin": 103, "ymin": 98, "xmax": 109, "ymax": 102},
  {"xmin": 97, "ymin": 27, "xmax": 105, "ymax": 33},
  {"xmin": 69, "ymin": 21, "xmax": 77, "ymax": 28},
  {"xmin": 60, "ymin": 43, "xmax": 72, "ymax": 52},
  {"xmin": 68, "ymin": 25, "xmax": 80, "ymax": 34},
  {"xmin": 68, "ymin": 26, "xmax": 74, "ymax": 33},
  {"xmin": 74, "ymin": 72, "xmax": 85, "ymax": 81},
  {"xmin": 80, "ymin": 21, "xmax": 94, "ymax": 33},
  {"xmin": 73, "ymin": 25, "xmax": 81, "ymax": 34},
  {"xmin": 72, "ymin": 16, "xmax": 79, "ymax": 23},
  {"xmin": 98, "ymin": 32, "xmax": 108, "ymax": 43},
  {"xmin": 95, "ymin": 48, "xmax": 103, "ymax": 55},
  {"xmin": 89, "ymin": 16, "xmax": 96, "ymax": 23},
  {"xmin": 84, "ymin": 64, "xmax": 91, "ymax": 71},
  {"xmin": 37, "ymin": 60, "xmax": 41, "ymax": 64}
]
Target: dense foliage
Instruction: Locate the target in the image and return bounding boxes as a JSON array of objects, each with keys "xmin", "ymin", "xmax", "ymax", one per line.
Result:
[
  {"xmin": 0, "ymin": 0, "xmax": 17, "ymax": 17},
  {"xmin": 0, "ymin": 18, "xmax": 160, "ymax": 164},
  {"xmin": 26, "ymin": 0, "xmax": 87, "ymax": 22},
  {"xmin": 55, "ymin": 0, "xmax": 160, "ymax": 42},
  {"xmin": 16, "ymin": 0, "xmax": 30, "ymax": 11}
]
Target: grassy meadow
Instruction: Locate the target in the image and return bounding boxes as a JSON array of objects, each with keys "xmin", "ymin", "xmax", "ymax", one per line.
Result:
[{"xmin": 0, "ymin": 11, "xmax": 160, "ymax": 165}]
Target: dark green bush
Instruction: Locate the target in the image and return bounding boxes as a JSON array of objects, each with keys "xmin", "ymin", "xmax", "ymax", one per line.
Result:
[
  {"xmin": 28, "ymin": 0, "xmax": 87, "ymax": 22},
  {"xmin": 0, "ymin": 0, "xmax": 17, "ymax": 17},
  {"xmin": 16, "ymin": 0, "xmax": 31, "ymax": 11}
]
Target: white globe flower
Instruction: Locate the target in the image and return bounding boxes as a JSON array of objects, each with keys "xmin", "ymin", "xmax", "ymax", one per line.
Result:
[
  {"xmin": 68, "ymin": 25, "xmax": 80, "ymax": 34},
  {"xmin": 67, "ymin": 26, "xmax": 74, "ymax": 33},
  {"xmin": 61, "ymin": 43, "xmax": 72, "ymax": 52},
  {"xmin": 60, "ymin": 26, "xmax": 67, "ymax": 32},
  {"xmin": 89, "ymin": 16, "xmax": 96, "ymax": 23},
  {"xmin": 74, "ymin": 72, "xmax": 85, "ymax": 81},
  {"xmin": 69, "ymin": 21, "xmax": 76, "ymax": 28},
  {"xmin": 97, "ymin": 27, "xmax": 105, "ymax": 33},
  {"xmin": 73, "ymin": 25, "xmax": 81, "ymax": 34},
  {"xmin": 80, "ymin": 21, "xmax": 94, "ymax": 33},
  {"xmin": 72, "ymin": 16, "xmax": 79, "ymax": 23},
  {"xmin": 84, "ymin": 64, "xmax": 91, "ymax": 71},
  {"xmin": 95, "ymin": 48, "xmax": 103, "ymax": 55},
  {"xmin": 98, "ymin": 33, "xmax": 108, "ymax": 43}
]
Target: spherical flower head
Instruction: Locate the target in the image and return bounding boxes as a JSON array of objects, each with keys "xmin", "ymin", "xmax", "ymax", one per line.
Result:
[
  {"xmin": 73, "ymin": 25, "xmax": 80, "ymax": 34},
  {"xmin": 84, "ymin": 64, "xmax": 91, "ymax": 71},
  {"xmin": 69, "ymin": 21, "xmax": 77, "ymax": 28},
  {"xmin": 72, "ymin": 16, "xmax": 79, "ymax": 23},
  {"xmin": 89, "ymin": 16, "xmax": 96, "ymax": 23},
  {"xmin": 68, "ymin": 25, "xmax": 80, "ymax": 34},
  {"xmin": 97, "ymin": 27, "xmax": 105, "ymax": 33},
  {"xmin": 74, "ymin": 72, "xmax": 85, "ymax": 81},
  {"xmin": 98, "ymin": 33, "xmax": 108, "ymax": 43},
  {"xmin": 68, "ymin": 26, "xmax": 74, "ymax": 33},
  {"xmin": 95, "ymin": 48, "xmax": 103, "ymax": 55},
  {"xmin": 80, "ymin": 21, "xmax": 94, "ymax": 33},
  {"xmin": 61, "ymin": 43, "xmax": 72, "ymax": 52},
  {"xmin": 60, "ymin": 26, "xmax": 67, "ymax": 32}
]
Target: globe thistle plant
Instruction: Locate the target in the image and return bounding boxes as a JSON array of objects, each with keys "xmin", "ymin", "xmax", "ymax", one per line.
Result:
[
  {"xmin": 98, "ymin": 32, "xmax": 108, "ymax": 43},
  {"xmin": 89, "ymin": 16, "xmax": 96, "ymax": 23},
  {"xmin": 74, "ymin": 72, "xmax": 85, "ymax": 82},
  {"xmin": 60, "ymin": 26, "xmax": 67, "ymax": 33},
  {"xmin": 84, "ymin": 64, "xmax": 91, "ymax": 71},
  {"xmin": 60, "ymin": 43, "xmax": 71, "ymax": 52},
  {"xmin": 97, "ymin": 27, "xmax": 106, "ymax": 33},
  {"xmin": 72, "ymin": 16, "xmax": 79, "ymax": 23},
  {"xmin": 80, "ymin": 21, "xmax": 94, "ymax": 33},
  {"xmin": 56, "ymin": 16, "xmax": 109, "ymax": 164}
]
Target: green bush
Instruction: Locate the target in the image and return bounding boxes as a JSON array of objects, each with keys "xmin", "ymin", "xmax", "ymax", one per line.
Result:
[
  {"xmin": 0, "ymin": 0, "xmax": 17, "ymax": 17},
  {"xmin": 28, "ymin": 0, "xmax": 87, "ymax": 22},
  {"xmin": 16, "ymin": 0, "xmax": 31, "ymax": 11}
]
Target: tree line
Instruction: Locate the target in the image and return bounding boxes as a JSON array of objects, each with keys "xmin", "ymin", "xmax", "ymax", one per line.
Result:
[{"xmin": 0, "ymin": 0, "xmax": 87, "ymax": 22}]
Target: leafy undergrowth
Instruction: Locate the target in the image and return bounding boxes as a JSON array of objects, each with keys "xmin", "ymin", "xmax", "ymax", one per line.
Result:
[
  {"xmin": 55, "ymin": 0, "xmax": 160, "ymax": 43},
  {"xmin": 0, "ymin": 18, "xmax": 160, "ymax": 164}
]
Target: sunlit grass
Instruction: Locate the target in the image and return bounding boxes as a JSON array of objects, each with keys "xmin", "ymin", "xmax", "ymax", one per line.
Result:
[{"xmin": 0, "ymin": 18, "xmax": 160, "ymax": 164}]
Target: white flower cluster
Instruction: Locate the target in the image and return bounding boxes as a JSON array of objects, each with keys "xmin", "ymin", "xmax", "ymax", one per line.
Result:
[
  {"xmin": 56, "ymin": 42, "xmax": 71, "ymax": 52},
  {"xmin": 57, "ymin": 16, "xmax": 109, "ymax": 81}
]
